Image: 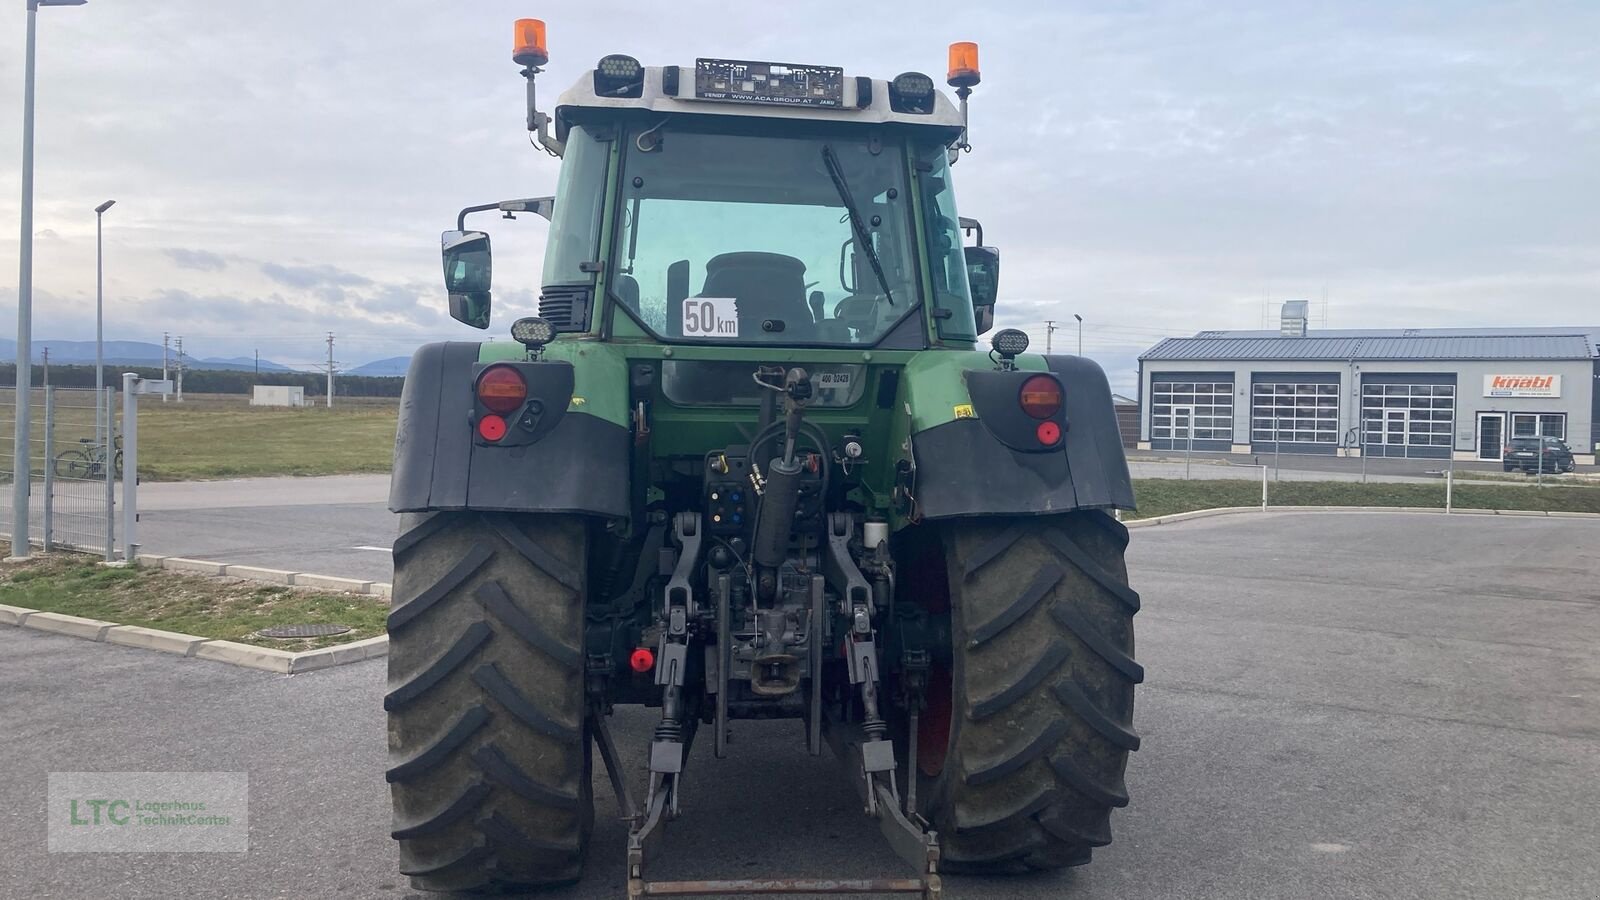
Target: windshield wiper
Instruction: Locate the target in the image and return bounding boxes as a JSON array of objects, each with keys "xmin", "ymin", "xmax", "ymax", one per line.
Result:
[{"xmin": 821, "ymin": 144, "xmax": 895, "ymax": 306}]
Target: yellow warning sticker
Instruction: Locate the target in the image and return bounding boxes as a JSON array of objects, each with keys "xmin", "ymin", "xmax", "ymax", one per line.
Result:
[{"xmin": 953, "ymin": 404, "xmax": 975, "ymax": 419}]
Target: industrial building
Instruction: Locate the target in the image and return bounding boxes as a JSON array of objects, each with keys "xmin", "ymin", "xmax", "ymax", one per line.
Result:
[{"xmin": 1137, "ymin": 302, "xmax": 1599, "ymax": 466}]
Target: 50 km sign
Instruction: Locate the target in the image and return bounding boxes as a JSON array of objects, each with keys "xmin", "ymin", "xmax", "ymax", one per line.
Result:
[{"xmin": 682, "ymin": 297, "xmax": 739, "ymax": 337}]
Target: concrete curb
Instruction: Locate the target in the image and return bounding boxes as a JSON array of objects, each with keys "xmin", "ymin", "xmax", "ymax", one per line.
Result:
[
  {"xmin": 0, "ymin": 603, "xmax": 33, "ymax": 626},
  {"xmin": 193, "ymin": 640, "xmax": 299, "ymax": 674},
  {"xmin": 221, "ymin": 564, "xmax": 296, "ymax": 584},
  {"xmin": 289, "ymin": 635, "xmax": 390, "ymax": 674},
  {"xmin": 24, "ymin": 611, "xmax": 117, "ymax": 642},
  {"xmin": 0, "ymin": 555, "xmax": 394, "ymax": 674},
  {"xmin": 1123, "ymin": 505, "xmax": 1600, "ymax": 529},
  {"xmin": 0, "ymin": 599, "xmax": 391, "ymax": 674},
  {"xmin": 106, "ymin": 625, "xmax": 208, "ymax": 657},
  {"xmin": 130, "ymin": 553, "xmax": 393, "ymax": 598}
]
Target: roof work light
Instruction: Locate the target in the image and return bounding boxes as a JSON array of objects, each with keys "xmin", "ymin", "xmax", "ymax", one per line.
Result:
[
  {"xmin": 888, "ymin": 71, "xmax": 936, "ymax": 114},
  {"xmin": 594, "ymin": 54, "xmax": 645, "ymax": 98}
]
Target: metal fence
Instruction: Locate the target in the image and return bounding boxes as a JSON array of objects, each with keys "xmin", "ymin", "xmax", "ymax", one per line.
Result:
[{"xmin": 0, "ymin": 385, "xmax": 121, "ymax": 558}]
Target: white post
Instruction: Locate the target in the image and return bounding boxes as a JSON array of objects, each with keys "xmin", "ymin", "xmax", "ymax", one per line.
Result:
[
  {"xmin": 1536, "ymin": 427, "xmax": 1544, "ymax": 488},
  {"xmin": 41, "ymin": 386, "xmax": 52, "ymax": 551},
  {"xmin": 325, "ymin": 332, "xmax": 335, "ymax": 408},
  {"xmin": 1261, "ymin": 464, "xmax": 1268, "ymax": 510},
  {"xmin": 1445, "ymin": 467, "xmax": 1453, "ymax": 514},
  {"xmin": 1274, "ymin": 417, "xmax": 1282, "ymax": 482},
  {"xmin": 120, "ymin": 373, "xmax": 138, "ymax": 561},
  {"xmin": 1361, "ymin": 417, "xmax": 1369, "ymax": 484},
  {"xmin": 95, "ymin": 199, "xmax": 115, "ymax": 446},
  {"xmin": 103, "ymin": 385, "xmax": 115, "ymax": 561},
  {"xmin": 1185, "ymin": 413, "xmax": 1194, "ymax": 479}
]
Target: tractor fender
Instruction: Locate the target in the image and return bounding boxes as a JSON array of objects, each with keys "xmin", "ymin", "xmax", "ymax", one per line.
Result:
[
  {"xmin": 389, "ymin": 341, "xmax": 630, "ymax": 517},
  {"xmin": 909, "ymin": 354, "xmax": 1134, "ymax": 519}
]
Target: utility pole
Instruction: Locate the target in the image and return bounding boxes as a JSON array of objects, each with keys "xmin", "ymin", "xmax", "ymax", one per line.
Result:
[
  {"xmin": 1044, "ymin": 320, "xmax": 1056, "ymax": 354},
  {"xmin": 41, "ymin": 347, "xmax": 48, "ymax": 388},
  {"xmin": 325, "ymin": 332, "xmax": 336, "ymax": 408},
  {"xmin": 161, "ymin": 332, "xmax": 170, "ymax": 403},
  {"xmin": 174, "ymin": 336, "xmax": 184, "ymax": 402},
  {"xmin": 13, "ymin": 0, "xmax": 91, "ymax": 559},
  {"xmin": 254, "ymin": 349, "xmax": 259, "ymax": 380},
  {"xmin": 1074, "ymin": 313, "xmax": 1083, "ymax": 356}
]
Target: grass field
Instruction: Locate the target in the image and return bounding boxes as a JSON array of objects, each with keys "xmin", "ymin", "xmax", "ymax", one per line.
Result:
[
  {"xmin": 0, "ymin": 543, "xmax": 387, "ymax": 650},
  {"xmin": 1128, "ymin": 478, "xmax": 1600, "ymax": 520},
  {"xmin": 132, "ymin": 394, "xmax": 398, "ymax": 481}
]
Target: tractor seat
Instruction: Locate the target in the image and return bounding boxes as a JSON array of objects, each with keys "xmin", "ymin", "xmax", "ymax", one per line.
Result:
[{"xmin": 698, "ymin": 252, "xmax": 812, "ymax": 336}]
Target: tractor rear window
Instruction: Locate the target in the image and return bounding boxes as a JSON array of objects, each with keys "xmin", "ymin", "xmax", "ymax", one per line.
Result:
[{"xmin": 611, "ymin": 127, "xmax": 920, "ymax": 346}]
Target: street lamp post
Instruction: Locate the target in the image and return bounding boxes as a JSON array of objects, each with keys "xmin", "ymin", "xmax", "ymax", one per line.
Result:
[
  {"xmin": 1074, "ymin": 313, "xmax": 1083, "ymax": 356},
  {"xmin": 11, "ymin": 0, "xmax": 88, "ymax": 559},
  {"xmin": 95, "ymin": 200, "xmax": 115, "ymax": 447}
]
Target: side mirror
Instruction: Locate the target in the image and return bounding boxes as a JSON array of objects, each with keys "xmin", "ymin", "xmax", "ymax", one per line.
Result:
[
  {"xmin": 974, "ymin": 305, "xmax": 995, "ymax": 334},
  {"xmin": 442, "ymin": 230, "xmax": 492, "ymax": 329},
  {"xmin": 964, "ymin": 245, "xmax": 999, "ymax": 334}
]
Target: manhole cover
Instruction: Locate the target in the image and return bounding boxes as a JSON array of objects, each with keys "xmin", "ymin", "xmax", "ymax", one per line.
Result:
[{"xmin": 257, "ymin": 623, "xmax": 351, "ymax": 639}]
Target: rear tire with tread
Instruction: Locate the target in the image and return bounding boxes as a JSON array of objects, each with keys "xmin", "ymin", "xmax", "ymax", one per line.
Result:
[
  {"xmin": 386, "ymin": 511, "xmax": 592, "ymax": 892},
  {"xmin": 923, "ymin": 510, "xmax": 1141, "ymax": 873}
]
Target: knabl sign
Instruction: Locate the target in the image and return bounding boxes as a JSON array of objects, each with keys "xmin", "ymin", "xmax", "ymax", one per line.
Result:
[{"xmin": 1483, "ymin": 374, "xmax": 1561, "ymax": 398}]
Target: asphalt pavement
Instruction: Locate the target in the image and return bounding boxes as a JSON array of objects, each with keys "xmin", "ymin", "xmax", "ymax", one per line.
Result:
[
  {"xmin": 4, "ymin": 511, "xmax": 1597, "ymax": 899},
  {"xmin": 136, "ymin": 475, "xmax": 397, "ymax": 583}
]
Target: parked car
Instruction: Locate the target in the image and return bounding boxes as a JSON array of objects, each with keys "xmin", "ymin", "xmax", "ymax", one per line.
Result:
[{"xmin": 1503, "ymin": 436, "xmax": 1575, "ymax": 473}]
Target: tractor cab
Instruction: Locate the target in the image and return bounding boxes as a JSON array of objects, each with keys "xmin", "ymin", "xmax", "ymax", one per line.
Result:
[{"xmin": 441, "ymin": 32, "xmax": 999, "ymax": 352}]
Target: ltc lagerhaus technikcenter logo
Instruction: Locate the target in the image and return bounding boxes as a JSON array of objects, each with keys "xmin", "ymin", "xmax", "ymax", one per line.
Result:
[{"xmin": 48, "ymin": 772, "xmax": 249, "ymax": 853}]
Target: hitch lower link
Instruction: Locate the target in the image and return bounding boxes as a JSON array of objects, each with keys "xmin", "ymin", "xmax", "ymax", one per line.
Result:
[{"xmin": 615, "ymin": 512, "xmax": 940, "ymax": 899}]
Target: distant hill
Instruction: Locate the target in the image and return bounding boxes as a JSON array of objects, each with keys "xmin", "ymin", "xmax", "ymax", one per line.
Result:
[
  {"xmin": 200, "ymin": 356, "xmax": 295, "ymax": 372},
  {"xmin": 346, "ymin": 356, "xmax": 411, "ymax": 377},
  {"xmin": 0, "ymin": 339, "xmax": 303, "ymax": 373}
]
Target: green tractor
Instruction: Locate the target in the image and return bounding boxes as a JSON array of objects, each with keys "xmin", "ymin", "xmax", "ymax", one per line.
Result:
[{"xmin": 386, "ymin": 20, "xmax": 1141, "ymax": 899}]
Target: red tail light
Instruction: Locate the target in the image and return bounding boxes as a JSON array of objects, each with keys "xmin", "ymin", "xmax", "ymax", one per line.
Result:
[
  {"xmin": 1019, "ymin": 374, "xmax": 1063, "ymax": 419},
  {"xmin": 476, "ymin": 365, "xmax": 527, "ymax": 414},
  {"xmin": 630, "ymin": 648, "xmax": 655, "ymax": 673},
  {"xmin": 477, "ymin": 414, "xmax": 508, "ymax": 442}
]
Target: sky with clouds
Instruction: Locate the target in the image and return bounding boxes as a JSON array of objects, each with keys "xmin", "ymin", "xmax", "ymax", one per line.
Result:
[{"xmin": 1, "ymin": 0, "xmax": 1595, "ymax": 389}]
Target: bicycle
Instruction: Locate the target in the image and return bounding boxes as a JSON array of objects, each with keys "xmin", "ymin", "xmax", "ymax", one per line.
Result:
[{"xmin": 53, "ymin": 435, "xmax": 123, "ymax": 479}]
